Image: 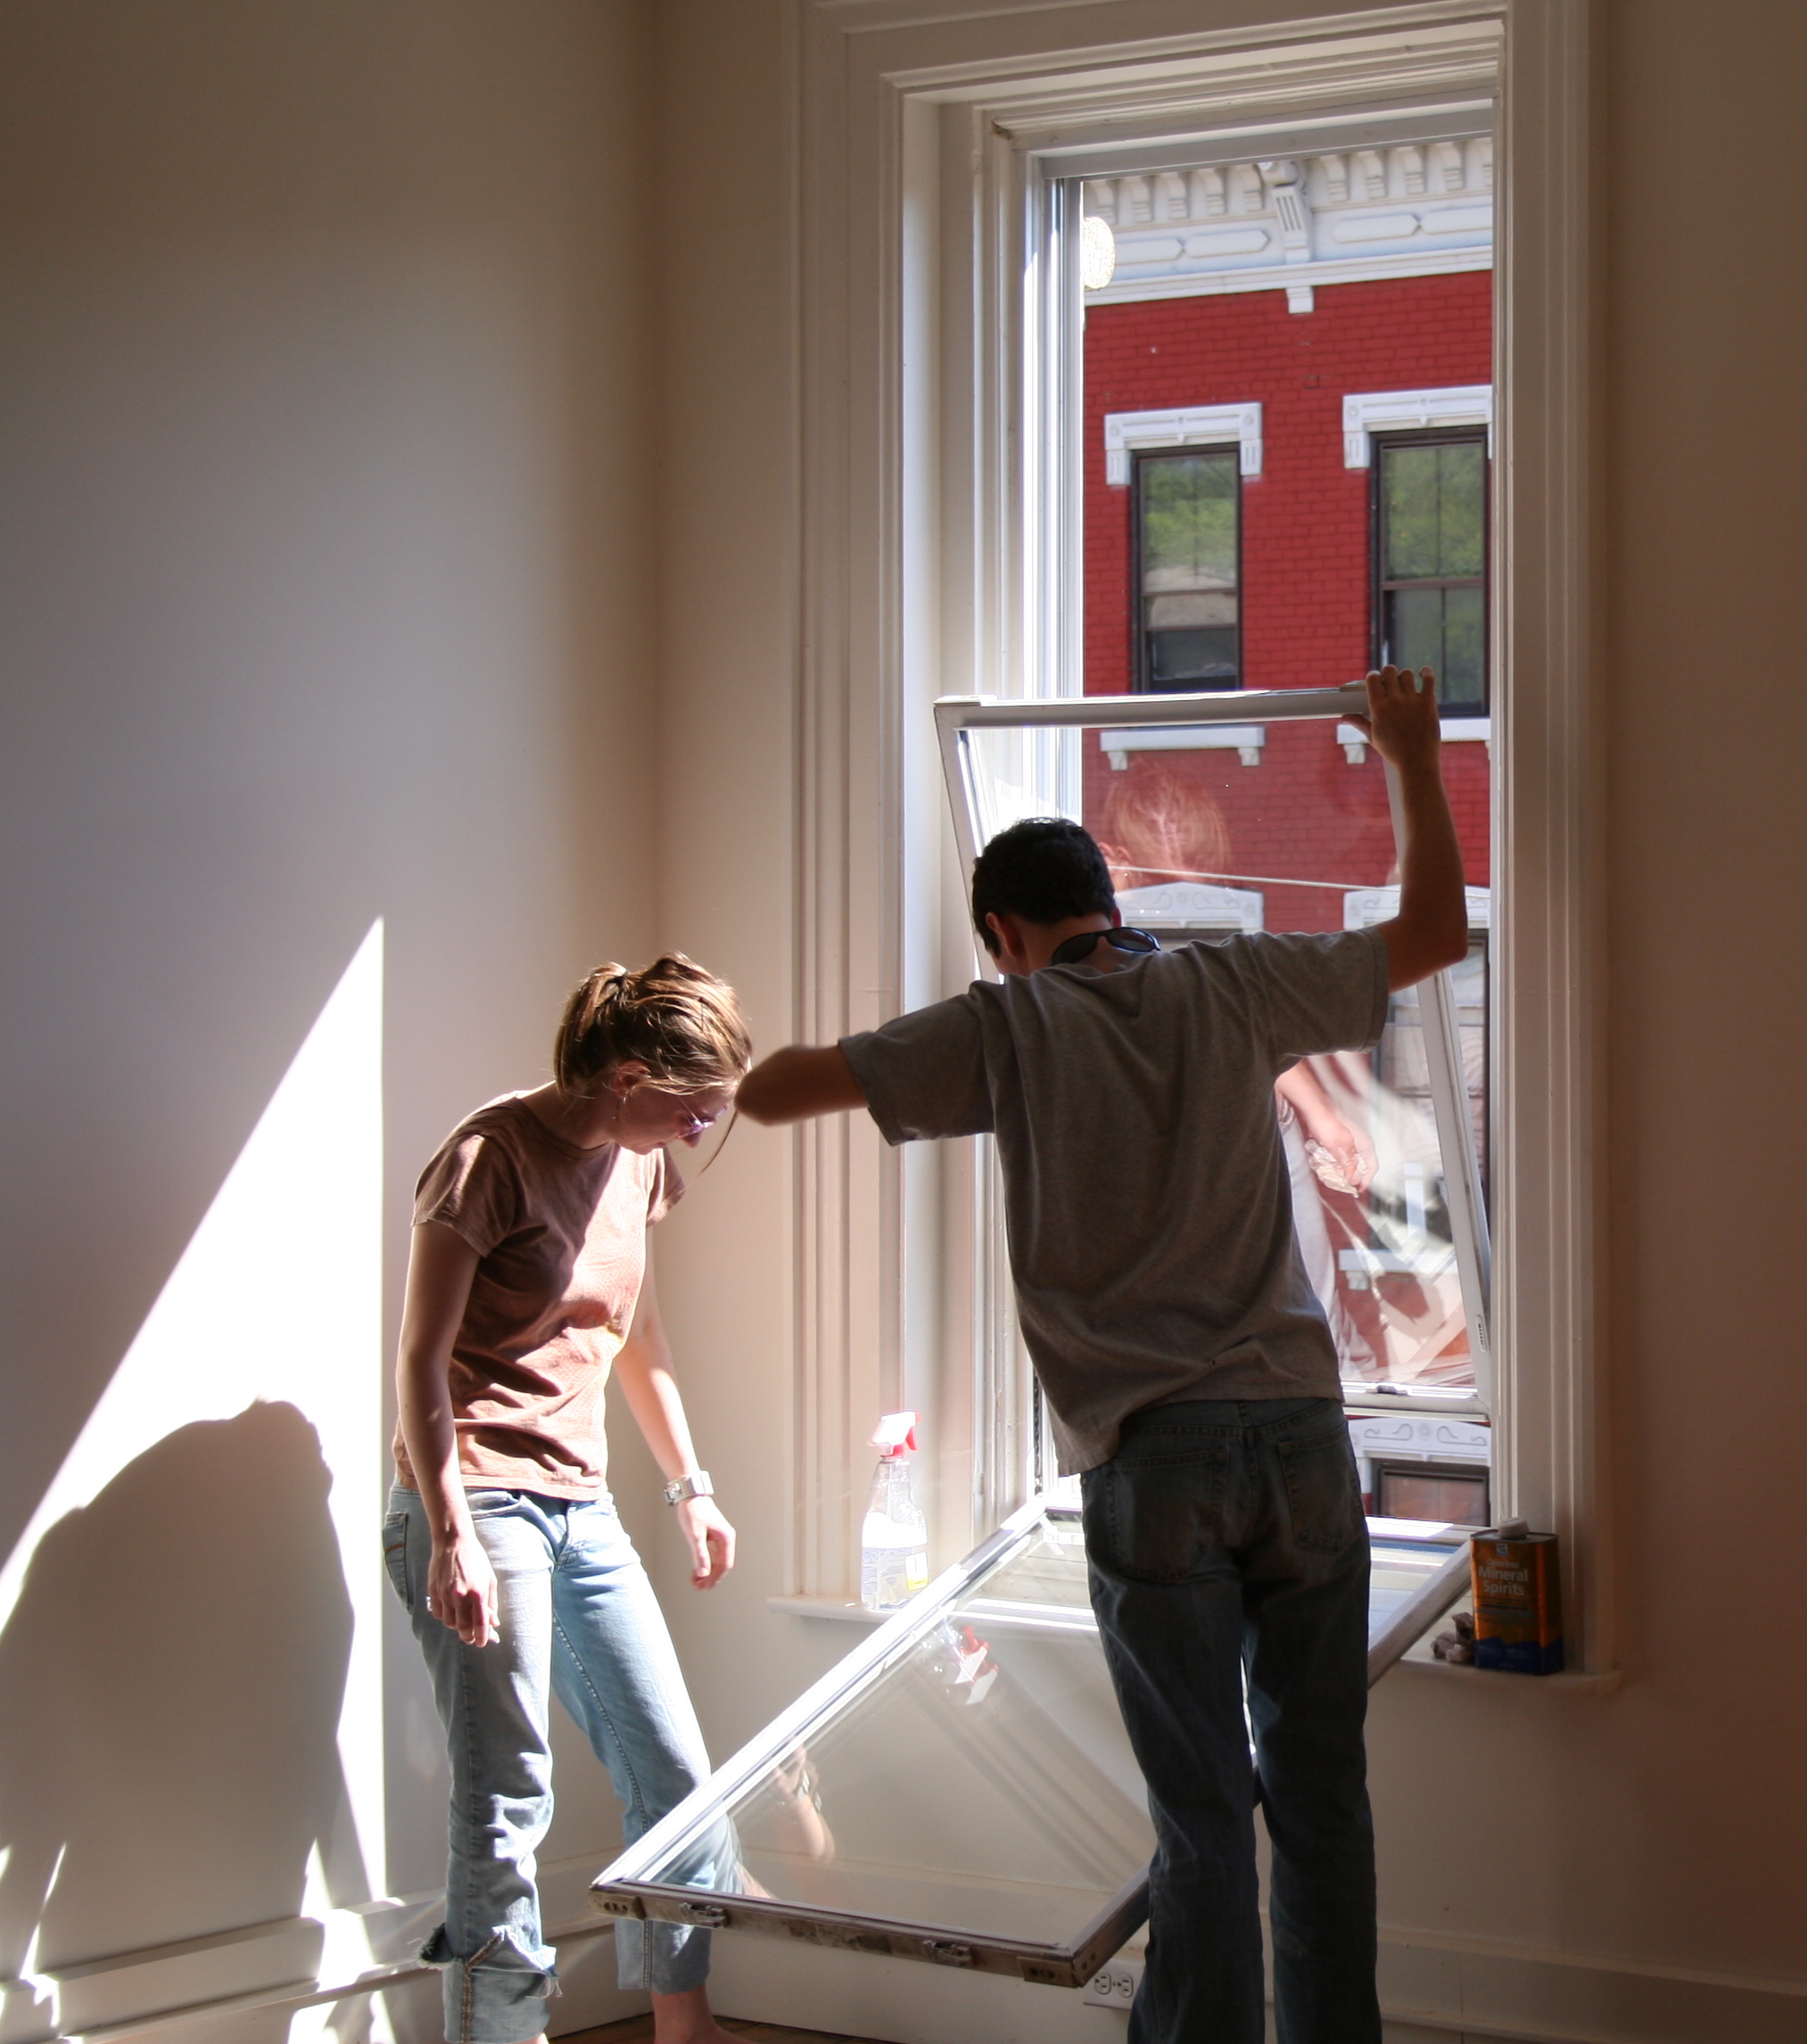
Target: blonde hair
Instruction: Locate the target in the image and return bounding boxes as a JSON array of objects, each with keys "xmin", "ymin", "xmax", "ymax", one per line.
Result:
[
  {"xmin": 554, "ymin": 953, "xmax": 751, "ymax": 1100},
  {"xmin": 1097, "ymin": 762, "xmax": 1232, "ymax": 888}
]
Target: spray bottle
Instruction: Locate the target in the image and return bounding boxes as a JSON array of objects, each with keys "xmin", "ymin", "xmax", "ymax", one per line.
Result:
[{"xmin": 860, "ymin": 1412, "xmax": 929, "ymax": 1611}]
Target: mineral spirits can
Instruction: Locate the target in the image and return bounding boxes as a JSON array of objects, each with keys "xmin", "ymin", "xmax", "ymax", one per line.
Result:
[{"xmin": 1470, "ymin": 1528, "xmax": 1564, "ymax": 1675}]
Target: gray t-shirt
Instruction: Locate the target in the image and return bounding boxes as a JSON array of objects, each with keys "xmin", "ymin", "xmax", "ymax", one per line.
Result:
[{"xmin": 840, "ymin": 928, "xmax": 1389, "ymax": 1474}]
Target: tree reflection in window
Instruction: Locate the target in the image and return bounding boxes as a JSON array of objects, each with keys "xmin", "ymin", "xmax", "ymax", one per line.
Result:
[{"xmin": 1135, "ymin": 449, "xmax": 1240, "ymax": 691}]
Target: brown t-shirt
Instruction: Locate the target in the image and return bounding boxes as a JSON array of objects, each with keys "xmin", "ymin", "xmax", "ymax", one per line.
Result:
[{"xmin": 393, "ymin": 1095, "xmax": 682, "ymax": 1499}]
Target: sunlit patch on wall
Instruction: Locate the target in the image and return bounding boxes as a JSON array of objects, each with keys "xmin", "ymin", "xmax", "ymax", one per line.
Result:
[{"xmin": 0, "ymin": 921, "xmax": 386, "ymax": 1923}]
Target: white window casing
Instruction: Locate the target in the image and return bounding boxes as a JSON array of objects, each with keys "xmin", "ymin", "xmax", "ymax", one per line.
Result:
[
  {"xmin": 1114, "ymin": 879, "xmax": 1265, "ymax": 933},
  {"xmin": 1338, "ymin": 713, "xmax": 1489, "ymax": 763},
  {"xmin": 1344, "ymin": 383, "xmax": 1493, "ymax": 466},
  {"xmin": 1101, "ymin": 723, "xmax": 1265, "ymax": 768},
  {"xmin": 1104, "ymin": 401, "xmax": 1263, "ymax": 484},
  {"xmin": 1344, "ymin": 885, "xmax": 1493, "ymax": 932}
]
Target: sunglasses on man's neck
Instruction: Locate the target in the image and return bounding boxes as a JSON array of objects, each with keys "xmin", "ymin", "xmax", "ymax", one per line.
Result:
[{"xmin": 1049, "ymin": 926, "xmax": 1161, "ymax": 968}]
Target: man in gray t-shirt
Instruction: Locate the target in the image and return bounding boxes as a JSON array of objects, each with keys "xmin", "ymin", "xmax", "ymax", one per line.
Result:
[{"xmin": 740, "ymin": 668, "xmax": 1467, "ymax": 2044}]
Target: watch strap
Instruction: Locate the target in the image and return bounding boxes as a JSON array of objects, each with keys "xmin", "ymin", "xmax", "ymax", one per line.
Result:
[{"xmin": 664, "ymin": 1470, "xmax": 714, "ymax": 1506}]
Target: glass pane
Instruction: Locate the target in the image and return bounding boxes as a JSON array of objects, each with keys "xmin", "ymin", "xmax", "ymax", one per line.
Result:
[
  {"xmin": 1383, "ymin": 584, "xmax": 1485, "ymax": 713},
  {"xmin": 961, "ymin": 712, "xmax": 1489, "ymax": 1401},
  {"xmin": 630, "ymin": 1516, "xmax": 1155, "ymax": 1947},
  {"xmin": 601, "ymin": 1507, "xmax": 1472, "ymax": 1962},
  {"xmin": 1385, "ymin": 583, "xmax": 1446, "ymax": 676},
  {"xmin": 1432, "ymin": 442, "xmax": 1485, "ymax": 576},
  {"xmin": 1382, "ymin": 440, "xmax": 1484, "ymax": 581},
  {"xmin": 1368, "ymin": 1530, "xmax": 1465, "ymax": 1632},
  {"xmin": 1374, "ymin": 1465, "xmax": 1489, "ymax": 1525},
  {"xmin": 1140, "ymin": 452, "xmax": 1237, "ymax": 688},
  {"xmin": 1149, "ymin": 625, "xmax": 1237, "ymax": 688},
  {"xmin": 1139, "ymin": 451, "xmax": 1237, "ymax": 593},
  {"xmin": 1382, "ymin": 444, "xmax": 1441, "ymax": 580},
  {"xmin": 1440, "ymin": 584, "xmax": 1484, "ymax": 709}
]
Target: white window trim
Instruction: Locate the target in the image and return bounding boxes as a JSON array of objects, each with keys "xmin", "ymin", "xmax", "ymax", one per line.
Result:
[
  {"xmin": 1338, "ymin": 713, "xmax": 1489, "ymax": 762},
  {"xmin": 796, "ymin": 0, "xmax": 1604, "ymax": 1671},
  {"xmin": 1104, "ymin": 402, "xmax": 1263, "ymax": 484},
  {"xmin": 1114, "ymin": 879, "xmax": 1266, "ymax": 934},
  {"xmin": 1345, "ymin": 382, "xmax": 1493, "ymax": 465},
  {"xmin": 1102, "ymin": 723, "xmax": 1266, "ymax": 768},
  {"xmin": 1344, "ymin": 884, "xmax": 1493, "ymax": 931}
]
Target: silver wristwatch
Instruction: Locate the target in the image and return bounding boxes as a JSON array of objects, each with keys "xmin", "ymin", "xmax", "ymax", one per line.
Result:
[{"xmin": 663, "ymin": 1470, "xmax": 714, "ymax": 1506}]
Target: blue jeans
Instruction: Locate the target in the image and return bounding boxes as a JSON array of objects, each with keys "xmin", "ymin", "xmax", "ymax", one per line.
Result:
[
  {"xmin": 1081, "ymin": 1398, "xmax": 1380, "ymax": 2044},
  {"xmin": 383, "ymin": 1485, "xmax": 727, "ymax": 2043}
]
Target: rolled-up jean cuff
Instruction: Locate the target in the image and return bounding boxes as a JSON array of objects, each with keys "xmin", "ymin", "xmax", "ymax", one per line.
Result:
[
  {"xmin": 613, "ymin": 1916, "xmax": 712, "ymax": 1996},
  {"xmin": 420, "ymin": 1925, "xmax": 557, "ymax": 2044}
]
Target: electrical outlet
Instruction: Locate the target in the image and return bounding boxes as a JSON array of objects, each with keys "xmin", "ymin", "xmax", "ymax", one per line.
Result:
[{"xmin": 1081, "ymin": 1954, "xmax": 1143, "ymax": 2008}]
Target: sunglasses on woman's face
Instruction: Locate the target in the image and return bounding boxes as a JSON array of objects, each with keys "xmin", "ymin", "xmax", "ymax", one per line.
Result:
[{"xmin": 1048, "ymin": 926, "xmax": 1162, "ymax": 968}]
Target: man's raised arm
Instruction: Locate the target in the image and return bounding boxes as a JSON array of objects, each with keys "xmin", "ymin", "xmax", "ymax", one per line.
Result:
[
  {"xmin": 1352, "ymin": 664, "xmax": 1469, "ymax": 991},
  {"xmin": 737, "ymin": 1043, "xmax": 867, "ymax": 1125}
]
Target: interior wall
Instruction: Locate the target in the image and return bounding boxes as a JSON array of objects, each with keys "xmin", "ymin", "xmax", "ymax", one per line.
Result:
[
  {"xmin": 0, "ymin": 0, "xmax": 661, "ymax": 2016},
  {"xmin": 4, "ymin": 0, "xmax": 1804, "ymax": 2038}
]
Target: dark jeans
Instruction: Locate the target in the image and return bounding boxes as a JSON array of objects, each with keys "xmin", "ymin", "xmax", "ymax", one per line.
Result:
[{"xmin": 1081, "ymin": 1397, "xmax": 1380, "ymax": 2044}]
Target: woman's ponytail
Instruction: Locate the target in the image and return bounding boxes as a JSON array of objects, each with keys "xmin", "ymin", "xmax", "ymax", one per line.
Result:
[{"xmin": 553, "ymin": 954, "xmax": 749, "ymax": 1099}]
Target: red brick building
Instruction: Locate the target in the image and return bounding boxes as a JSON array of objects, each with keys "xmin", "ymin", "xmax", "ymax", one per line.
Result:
[{"xmin": 1080, "ymin": 270, "xmax": 1493, "ymax": 937}]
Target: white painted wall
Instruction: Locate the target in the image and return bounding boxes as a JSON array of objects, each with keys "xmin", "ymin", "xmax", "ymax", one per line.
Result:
[
  {"xmin": 4, "ymin": 1, "xmax": 1806, "ymax": 2041},
  {"xmin": 0, "ymin": 3, "xmax": 664, "ymax": 2037}
]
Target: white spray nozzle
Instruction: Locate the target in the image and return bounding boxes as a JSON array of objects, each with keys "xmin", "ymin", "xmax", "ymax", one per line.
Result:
[{"xmin": 872, "ymin": 1411, "xmax": 919, "ymax": 1456}]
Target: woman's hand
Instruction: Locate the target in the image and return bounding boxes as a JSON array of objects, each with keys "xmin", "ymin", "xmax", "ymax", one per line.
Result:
[
  {"xmin": 677, "ymin": 1495, "xmax": 736, "ymax": 1588},
  {"xmin": 426, "ymin": 1528, "xmax": 500, "ymax": 1647},
  {"xmin": 1303, "ymin": 1113, "xmax": 1375, "ymax": 1196}
]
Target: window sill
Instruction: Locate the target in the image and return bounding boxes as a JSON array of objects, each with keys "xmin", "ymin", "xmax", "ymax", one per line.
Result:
[
  {"xmin": 768, "ymin": 1594, "xmax": 889, "ymax": 1625},
  {"xmin": 1393, "ymin": 1653, "xmax": 1621, "ymax": 1694},
  {"xmin": 771, "ymin": 1596, "xmax": 1624, "ymax": 1693}
]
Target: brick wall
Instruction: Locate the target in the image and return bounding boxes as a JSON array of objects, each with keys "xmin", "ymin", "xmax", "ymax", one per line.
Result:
[{"xmin": 1083, "ymin": 272, "xmax": 1492, "ymax": 932}]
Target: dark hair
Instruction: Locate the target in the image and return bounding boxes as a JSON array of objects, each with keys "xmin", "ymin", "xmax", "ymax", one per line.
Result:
[
  {"xmin": 970, "ymin": 818, "xmax": 1116, "ymax": 955},
  {"xmin": 554, "ymin": 953, "xmax": 751, "ymax": 1099}
]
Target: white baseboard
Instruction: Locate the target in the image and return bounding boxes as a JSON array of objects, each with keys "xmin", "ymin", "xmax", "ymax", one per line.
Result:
[
  {"xmin": 10, "ymin": 1875, "xmax": 1801, "ymax": 2044},
  {"xmin": 700, "ymin": 1922, "xmax": 1806, "ymax": 2044},
  {"xmin": 0, "ymin": 1854, "xmax": 645, "ymax": 2044}
]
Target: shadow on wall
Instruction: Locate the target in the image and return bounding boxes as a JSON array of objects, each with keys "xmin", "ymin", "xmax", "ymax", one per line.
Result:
[{"xmin": 0, "ymin": 1403, "xmax": 355, "ymax": 1995}]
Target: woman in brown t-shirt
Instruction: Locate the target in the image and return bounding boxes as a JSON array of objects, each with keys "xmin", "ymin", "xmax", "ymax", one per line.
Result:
[{"xmin": 384, "ymin": 955, "xmax": 748, "ymax": 2044}]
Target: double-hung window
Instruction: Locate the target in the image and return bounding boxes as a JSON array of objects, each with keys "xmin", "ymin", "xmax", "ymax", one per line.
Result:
[
  {"xmin": 605, "ymin": 2, "xmax": 1601, "ymax": 2018},
  {"xmin": 1135, "ymin": 449, "xmax": 1240, "ymax": 691},
  {"xmin": 1374, "ymin": 431, "xmax": 1489, "ymax": 713}
]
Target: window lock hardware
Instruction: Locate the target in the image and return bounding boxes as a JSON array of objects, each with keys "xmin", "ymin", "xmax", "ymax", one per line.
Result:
[{"xmin": 922, "ymin": 1940, "xmax": 976, "ymax": 1967}]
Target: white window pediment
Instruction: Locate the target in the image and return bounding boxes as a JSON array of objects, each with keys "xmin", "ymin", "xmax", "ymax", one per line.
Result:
[
  {"xmin": 1344, "ymin": 884, "xmax": 1491, "ymax": 931},
  {"xmin": 1115, "ymin": 880, "xmax": 1265, "ymax": 933},
  {"xmin": 1342, "ymin": 383, "xmax": 1492, "ymax": 466},
  {"xmin": 1104, "ymin": 401, "xmax": 1262, "ymax": 485}
]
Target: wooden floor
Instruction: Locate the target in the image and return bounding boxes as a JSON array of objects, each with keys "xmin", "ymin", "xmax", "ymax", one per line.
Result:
[{"xmin": 561, "ymin": 2021, "xmax": 879, "ymax": 2044}]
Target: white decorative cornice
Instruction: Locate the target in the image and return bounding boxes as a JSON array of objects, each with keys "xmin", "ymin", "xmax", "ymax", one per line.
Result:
[
  {"xmin": 1342, "ymin": 384, "xmax": 1492, "ymax": 466},
  {"xmin": 1085, "ymin": 135, "xmax": 1491, "ymax": 310},
  {"xmin": 1103, "ymin": 401, "xmax": 1262, "ymax": 485}
]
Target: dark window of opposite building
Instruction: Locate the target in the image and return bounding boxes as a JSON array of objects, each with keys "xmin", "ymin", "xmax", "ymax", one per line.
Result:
[
  {"xmin": 1373, "ymin": 430, "xmax": 1489, "ymax": 715},
  {"xmin": 1372, "ymin": 1460, "xmax": 1490, "ymax": 1527},
  {"xmin": 1133, "ymin": 446, "xmax": 1241, "ymax": 692}
]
